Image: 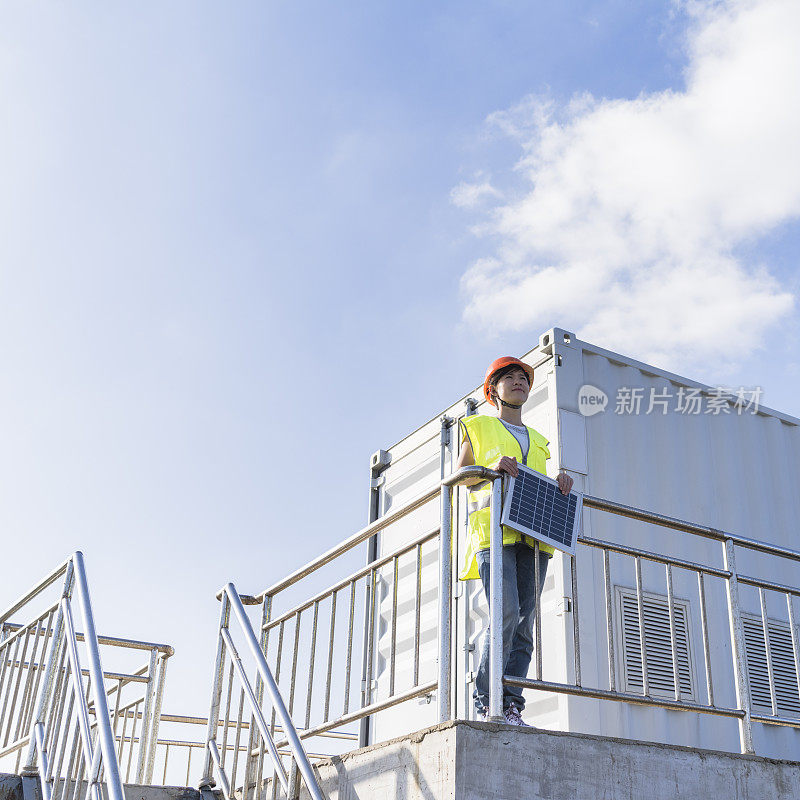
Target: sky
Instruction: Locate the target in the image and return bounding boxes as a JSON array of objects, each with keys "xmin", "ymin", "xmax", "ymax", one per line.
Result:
[{"xmin": 1, "ymin": 0, "xmax": 799, "ymax": 718}]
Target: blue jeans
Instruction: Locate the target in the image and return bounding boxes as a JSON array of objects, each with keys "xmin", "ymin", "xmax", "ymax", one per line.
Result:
[{"xmin": 473, "ymin": 542, "xmax": 550, "ymax": 713}]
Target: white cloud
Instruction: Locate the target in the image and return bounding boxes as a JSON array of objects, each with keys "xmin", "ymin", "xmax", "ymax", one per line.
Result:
[
  {"xmin": 450, "ymin": 179, "xmax": 501, "ymax": 209},
  {"xmin": 458, "ymin": 0, "xmax": 799, "ymax": 374}
]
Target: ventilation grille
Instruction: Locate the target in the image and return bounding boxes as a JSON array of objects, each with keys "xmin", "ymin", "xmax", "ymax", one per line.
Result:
[
  {"xmin": 619, "ymin": 590, "xmax": 693, "ymax": 699},
  {"xmin": 742, "ymin": 615, "xmax": 800, "ymax": 716}
]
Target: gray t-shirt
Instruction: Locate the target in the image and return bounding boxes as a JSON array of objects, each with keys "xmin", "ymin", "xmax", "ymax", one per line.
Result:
[{"xmin": 499, "ymin": 419, "xmax": 529, "ymax": 464}]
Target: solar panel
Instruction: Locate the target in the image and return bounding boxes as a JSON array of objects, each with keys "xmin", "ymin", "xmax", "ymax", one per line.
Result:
[{"xmin": 500, "ymin": 464, "xmax": 583, "ymax": 555}]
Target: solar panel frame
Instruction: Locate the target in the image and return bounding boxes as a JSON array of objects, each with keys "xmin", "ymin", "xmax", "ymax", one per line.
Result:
[{"xmin": 500, "ymin": 464, "xmax": 583, "ymax": 556}]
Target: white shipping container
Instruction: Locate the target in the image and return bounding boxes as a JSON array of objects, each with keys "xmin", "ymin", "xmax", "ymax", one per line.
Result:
[{"xmin": 366, "ymin": 327, "xmax": 800, "ymax": 759}]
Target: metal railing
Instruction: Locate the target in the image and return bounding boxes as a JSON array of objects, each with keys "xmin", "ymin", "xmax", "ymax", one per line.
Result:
[
  {"xmin": 200, "ymin": 584, "xmax": 341, "ymax": 800},
  {"xmin": 198, "ymin": 466, "xmax": 489, "ymax": 800},
  {"xmin": 439, "ymin": 467, "xmax": 800, "ymax": 755},
  {"xmin": 0, "ymin": 553, "xmax": 125, "ymax": 800},
  {"xmin": 200, "ymin": 461, "xmax": 800, "ymax": 795},
  {"xmin": 142, "ymin": 714, "xmax": 356, "ymax": 788},
  {"xmin": 1, "ymin": 625, "xmax": 172, "ymax": 786},
  {"xmin": 103, "ymin": 635, "xmax": 171, "ymax": 786}
]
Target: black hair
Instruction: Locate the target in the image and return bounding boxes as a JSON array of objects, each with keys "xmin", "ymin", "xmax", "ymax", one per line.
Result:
[{"xmin": 489, "ymin": 364, "xmax": 531, "ymax": 394}]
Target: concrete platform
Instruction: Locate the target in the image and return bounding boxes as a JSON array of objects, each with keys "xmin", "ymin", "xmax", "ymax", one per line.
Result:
[
  {"xmin": 0, "ymin": 775, "xmax": 214, "ymax": 800},
  {"xmin": 7, "ymin": 722, "xmax": 800, "ymax": 800},
  {"xmin": 0, "ymin": 775, "xmax": 23, "ymax": 800},
  {"xmin": 303, "ymin": 720, "xmax": 800, "ymax": 800}
]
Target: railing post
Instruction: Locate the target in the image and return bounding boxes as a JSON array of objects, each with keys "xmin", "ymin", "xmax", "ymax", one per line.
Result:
[
  {"xmin": 200, "ymin": 592, "xmax": 231, "ymax": 789},
  {"xmin": 136, "ymin": 647, "xmax": 158, "ymax": 783},
  {"xmin": 488, "ymin": 477, "xmax": 504, "ymax": 722},
  {"xmin": 144, "ymin": 651, "xmax": 169, "ymax": 784},
  {"xmin": 71, "ymin": 551, "xmax": 125, "ymax": 800},
  {"xmin": 243, "ymin": 595, "xmax": 271, "ymax": 800},
  {"xmin": 722, "ymin": 538, "xmax": 755, "ymax": 754},
  {"xmin": 438, "ymin": 484, "xmax": 453, "ymax": 722}
]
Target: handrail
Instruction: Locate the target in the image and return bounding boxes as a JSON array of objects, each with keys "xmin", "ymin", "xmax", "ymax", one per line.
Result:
[
  {"xmin": 440, "ymin": 467, "xmax": 800, "ymax": 753},
  {"xmin": 577, "ymin": 535, "xmax": 732, "ymax": 579},
  {"xmin": 1, "ymin": 552, "xmax": 127, "ymax": 800},
  {"xmin": 157, "ymin": 713, "xmax": 358, "ymax": 740},
  {"xmin": 1, "ymin": 622, "xmax": 175, "ymax": 656},
  {"xmin": 250, "ymin": 465, "xmax": 492, "ymax": 603},
  {"xmin": 202, "ymin": 472, "xmax": 447, "ymax": 799},
  {"xmin": 583, "ymin": 493, "xmax": 800, "ymax": 561},
  {"xmin": 201, "ymin": 583, "xmax": 327, "ymax": 800},
  {"xmin": 2, "ymin": 595, "xmax": 171, "ymax": 788},
  {"xmin": 262, "ymin": 527, "xmax": 439, "ymax": 632},
  {"xmin": 441, "ymin": 464, "xmax": 502, "ymax": 486},
  {"xmin": 124, "ymin": 713, "xmax": 357, "ymax": 787},
  {"xmin": 0, "ymin": 557, "xmax": 73, "ymax": 623},
  {"xmin": 0, "ymin": 661, "xmax": 149, "ymax": 686},
  {"xmin": 257, "ymin": 483, "xmax": 442, "ymax": 600}
]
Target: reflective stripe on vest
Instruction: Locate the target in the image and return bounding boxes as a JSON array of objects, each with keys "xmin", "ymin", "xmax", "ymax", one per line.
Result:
[{"xmin": 467, "ymin": 480, "xmax": 490, "ymax": 512}]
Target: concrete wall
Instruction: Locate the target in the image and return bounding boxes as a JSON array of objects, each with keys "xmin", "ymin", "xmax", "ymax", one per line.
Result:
[
  {"xmin": 307, "ymin": 724, "xmax": 457, "ymax": 800},
  {"xmin": 304, "ymin": 720, "xmax": 800, "ymax": 800},
  {"xmin": 0, "ymin": 775, "xmax": 22, "ymax": 800}
]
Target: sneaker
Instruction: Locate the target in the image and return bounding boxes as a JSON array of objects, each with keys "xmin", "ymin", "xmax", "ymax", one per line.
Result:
[
  {"xmin": 503, "ymin": 705, "xmax": 531, "ymax": 727},
  {"xmin": 476, "ymin": 707, "xmax": 489, "ymax": 721}
]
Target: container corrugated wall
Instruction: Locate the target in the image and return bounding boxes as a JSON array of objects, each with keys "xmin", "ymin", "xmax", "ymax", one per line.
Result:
[{"xmin": 366, "ymin": 326, "xmax": 800, "ymax": 759}]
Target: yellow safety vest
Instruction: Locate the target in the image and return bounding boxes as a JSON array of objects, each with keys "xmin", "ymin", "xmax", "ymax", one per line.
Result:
[{"xmin": 459, "ymin": 414, "xmax": 554, "ymax": 581}]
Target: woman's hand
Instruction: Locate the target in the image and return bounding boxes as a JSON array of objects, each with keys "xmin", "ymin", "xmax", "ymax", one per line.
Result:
[
  {"xmin": 496, "ymin": 457, "xmax": 573, "ymax": 494},
  {"xmin": 557, "ymin": 471, "xmax": 574, "ymax": 495},
  {"xmin": 496, "ymin": 456, "xmax": 520, "ymax": 477}
]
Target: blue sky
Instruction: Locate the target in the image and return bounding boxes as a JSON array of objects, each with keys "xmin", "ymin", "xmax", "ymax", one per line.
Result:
[{"xmin": 1, "ymin": 0, "xmax": 799, "ymax": 714}]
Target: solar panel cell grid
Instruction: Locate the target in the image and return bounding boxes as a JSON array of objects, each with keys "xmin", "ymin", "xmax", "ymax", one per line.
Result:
[{"xmin": 500, "ymin": 464, "xmax": 582, "ymax": 554}]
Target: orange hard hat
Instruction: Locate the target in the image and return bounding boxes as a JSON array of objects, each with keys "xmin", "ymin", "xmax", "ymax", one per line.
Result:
[{"xmin": 483, "ymin": 357, "xmax": 535, "ymax": 407}]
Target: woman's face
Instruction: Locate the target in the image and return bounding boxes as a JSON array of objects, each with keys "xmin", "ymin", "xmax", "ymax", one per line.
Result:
[{"xmin": 494, "ymin": 367, "xmax": 531, "ymax": 405}]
